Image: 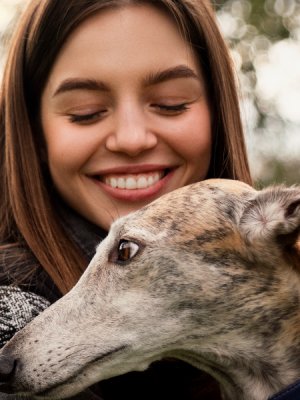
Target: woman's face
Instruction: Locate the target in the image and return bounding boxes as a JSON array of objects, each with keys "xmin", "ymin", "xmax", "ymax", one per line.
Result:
[{"xmin": 41, "ymin": 4, "xmax": 211, "ymax": 230}]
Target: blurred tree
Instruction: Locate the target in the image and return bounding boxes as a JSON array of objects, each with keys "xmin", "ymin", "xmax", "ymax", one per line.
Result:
[{"xmin": 213, "ymin": 0, "xmax": 300, "ymax": 186}]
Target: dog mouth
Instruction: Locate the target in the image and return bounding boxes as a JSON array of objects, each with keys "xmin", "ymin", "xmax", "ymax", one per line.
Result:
[{"xmin": 36, "ymin": 345, "xmax": 128, "ymax": 398}]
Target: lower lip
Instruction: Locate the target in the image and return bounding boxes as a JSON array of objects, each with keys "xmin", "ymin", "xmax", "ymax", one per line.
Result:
[{"xmin": 90, "ymin": 169, "xmax": 175, "ymax": 202}]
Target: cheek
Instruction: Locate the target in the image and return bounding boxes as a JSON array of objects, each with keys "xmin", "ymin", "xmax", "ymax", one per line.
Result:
[
  {"xmin": 164, "ymin": 103, "xmax": 211, "ymax": 161},
  {"xmin": 43, "ymin": 120, "xmax": 96, "ymax": 175}
]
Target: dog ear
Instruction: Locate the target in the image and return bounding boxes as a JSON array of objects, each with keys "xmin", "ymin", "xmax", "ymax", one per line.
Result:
[{"xmin": 239, "ymin": 186, "xmax": 300, "ymax": 266}]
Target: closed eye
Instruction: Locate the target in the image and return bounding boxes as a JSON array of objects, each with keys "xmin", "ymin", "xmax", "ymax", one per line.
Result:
[
  {"xmin": 68, "ymin": 111, "xmax": 107, "ymax": 124},
  {"xmin": 151, "ymin": 103, "xmax": 189, "ymax": 115}
]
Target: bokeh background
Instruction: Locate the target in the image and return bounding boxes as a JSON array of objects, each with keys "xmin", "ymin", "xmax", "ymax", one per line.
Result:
[{"xmin": 0, "ymin": 0, "xmax": 299, "ymax": 186}]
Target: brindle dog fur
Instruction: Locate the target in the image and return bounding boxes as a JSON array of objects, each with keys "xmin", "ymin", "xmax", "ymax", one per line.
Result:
[{"xmin": 0, "ymin": 179, "xmax": 300, "ymax": 400}]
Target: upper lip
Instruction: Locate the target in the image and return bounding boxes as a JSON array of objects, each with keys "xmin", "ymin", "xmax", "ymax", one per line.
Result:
[{"xmin": 89, "ymin": 164, "xmax": 174, "ymax": 176}]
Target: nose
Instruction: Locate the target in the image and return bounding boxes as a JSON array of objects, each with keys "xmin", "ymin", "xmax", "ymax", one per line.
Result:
[
  {"xmin": 0, "ymin": 354, "xmax": 16, "ymax": 393},
  {"xmin": 105, "ymin": 102, "xmax": 157, "ymax": 156}
]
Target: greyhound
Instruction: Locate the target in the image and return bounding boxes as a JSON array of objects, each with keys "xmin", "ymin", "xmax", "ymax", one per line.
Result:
[{"xmin": 0, "ymin": 179, "xmax": 300, "ymax": 400}]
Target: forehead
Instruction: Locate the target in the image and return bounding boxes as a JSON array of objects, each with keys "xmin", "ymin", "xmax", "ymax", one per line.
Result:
[{"xmin": 45, "ymin": 3, "xmax": 201, "ymax": 89}]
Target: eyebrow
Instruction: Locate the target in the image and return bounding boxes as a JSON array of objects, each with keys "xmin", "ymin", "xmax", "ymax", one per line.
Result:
[
  {"xmin": 53, "ymin": 78, "xmax": 109, "ymax": 97},
  {"xmin": 52, "ymin": 65, "xmax": 200, "ymax": 97},
  {"xmin": 143, "ymin": 65, "xmax": 200, "ymax": 86}
]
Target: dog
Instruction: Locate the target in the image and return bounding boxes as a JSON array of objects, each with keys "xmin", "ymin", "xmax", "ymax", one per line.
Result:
[{"xmin": 0, "ymin": 179, "xmax": 299, "ymax": 400}]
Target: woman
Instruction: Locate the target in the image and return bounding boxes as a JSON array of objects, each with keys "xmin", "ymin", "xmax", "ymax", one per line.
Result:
[{"xmin": 0, "ymin": 0, "xmax": 252, "ymax": 399}]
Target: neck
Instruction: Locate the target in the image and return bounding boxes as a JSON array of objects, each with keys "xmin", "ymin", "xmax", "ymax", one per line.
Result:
[
  {"xmin": 221, "ymin": 360, "xmax": 299, "ymax": 400},
  {"xmin": 173, "ymin": 342, "xmax": 300, "ymax": 400}
]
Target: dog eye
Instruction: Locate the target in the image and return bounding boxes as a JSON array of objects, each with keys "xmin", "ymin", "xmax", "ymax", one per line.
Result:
[{"xmin": 116, "ymin": 240, "xmax": 140, "ymax": 263}]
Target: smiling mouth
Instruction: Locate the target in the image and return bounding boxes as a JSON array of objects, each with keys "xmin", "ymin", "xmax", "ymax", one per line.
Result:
[{"xmin": 99, "ymin": 169, "xmax": 170, "ymax": 190}]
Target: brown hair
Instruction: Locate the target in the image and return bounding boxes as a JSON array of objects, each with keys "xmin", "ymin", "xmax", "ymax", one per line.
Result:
[{"xmin": 0, "ymin": 0, "xmax": 252, "ymax": 295}]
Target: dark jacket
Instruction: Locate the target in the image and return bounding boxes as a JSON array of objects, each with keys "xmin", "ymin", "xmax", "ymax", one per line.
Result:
[{"xmin": 0, "ymin": 204, "xmax": 221, "ymax": 400}]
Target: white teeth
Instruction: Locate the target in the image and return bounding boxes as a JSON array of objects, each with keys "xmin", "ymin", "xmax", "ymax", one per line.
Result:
[
  {"xmin": 148, "ymin": 176, "xmax": 154, "ymax": 186},
  {"xmin": 117, "ymin": 177, "xmax": 125, "ymax": 189},
  {"xmin": 125, "ymin": 177, "xmax": 136, "ymax": 190},
  {"xmin": 110, "ymin": 178, "xmax": 118, "ymax": 188},
  {"xmin": 137, "ymin": 176, "xmax": 147, "ymax": 189},
  {"xmin": 105, "ymin": 172, "xmax": 163, "ymax": 190}
]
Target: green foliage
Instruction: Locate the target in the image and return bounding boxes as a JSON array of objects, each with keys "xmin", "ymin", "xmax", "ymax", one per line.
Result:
[{"xmin": 212, "ymin": 0, "xmax": 300, "ymax": 185}]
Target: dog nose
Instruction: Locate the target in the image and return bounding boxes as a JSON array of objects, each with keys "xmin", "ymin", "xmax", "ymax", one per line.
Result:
[{"xmin": 0, "ymin": 354, "xmax": 16, "ymax": 392}]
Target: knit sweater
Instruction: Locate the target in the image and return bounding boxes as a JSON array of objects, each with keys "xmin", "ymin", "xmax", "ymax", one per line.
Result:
[{"xmin": 0, "ymin": 286, "xmax": 50, "ymax": 348}]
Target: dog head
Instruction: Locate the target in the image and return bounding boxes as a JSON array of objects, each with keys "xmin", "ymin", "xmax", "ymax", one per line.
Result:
[{"xmin": 0, "ymin": 179, "xmax": 299, "ymax": 398}]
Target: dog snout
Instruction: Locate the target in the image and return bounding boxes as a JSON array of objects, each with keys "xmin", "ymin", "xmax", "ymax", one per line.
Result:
[{"xmin": 0, "ymin": 354, "xmax": 17, "ymax": 393}]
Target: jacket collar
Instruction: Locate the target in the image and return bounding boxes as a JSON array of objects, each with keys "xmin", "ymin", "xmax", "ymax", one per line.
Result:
[
  {"xmin": 58, "ymin": 200, "xmax": 107, "ymax": 261},
  {"xmin": 269, "ymin": 379, "xmax": 300, "ymax": 400}
]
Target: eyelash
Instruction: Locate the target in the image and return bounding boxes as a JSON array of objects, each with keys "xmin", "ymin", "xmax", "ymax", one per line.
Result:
[
  {"xmin": 153, "ymin": 103, "xmax": 190, "ymax": 114},
  {"xmin": 68, "ymin": 111, "xmax": 105, "ymax": 124},
  {"xmin": 68, "ymin": 103, "xmax": 190, "ymax": 124}
]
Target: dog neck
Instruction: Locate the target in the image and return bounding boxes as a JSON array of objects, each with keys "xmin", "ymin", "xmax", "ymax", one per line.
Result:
[{"xmin": 172, "ymin": 342, "xmax": 300, "ymax": 400}]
